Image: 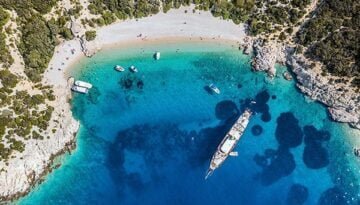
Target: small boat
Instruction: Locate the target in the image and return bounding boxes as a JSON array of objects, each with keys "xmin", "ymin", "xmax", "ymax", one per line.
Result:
[
  {"xmin": 154, "ymin": 51, "xmax": 160, "ymax": 60},
  {"xmin": 354, "ymin": 148, "xmax": 360, "ymax": 157},
  {"xmin": 208, "ymin": 83, "xmax": 220, "ymax": 94},
  {"xmin": 205, "ymin": 109, "xmax": 252, "ymax": 179},
  {"xmin": 129, "ymin": 65, "xmax": 138, "ymax": 73},
  {"xmin": 114, "ymin": 65, "xmax": 125, "ymax": 72},
  {"xmin": 74, "ymin": 80, "xmax": 92, "ymax": 89},
  {"xmin": 71, "ymin": 85, "xmax": 88, "ymax": 94}
]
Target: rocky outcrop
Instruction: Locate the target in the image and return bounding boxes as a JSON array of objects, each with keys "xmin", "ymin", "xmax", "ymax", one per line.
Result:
[
  {"xmin": 328, "ymin": 108, "xmax": 359, "ymax": 124},
  {"xmin": 69, "ymin": 16, "xmax": 98, "ymax": 58},
  {"xmin": 288, "ymin": 56, "xmax": 360, "ymax": 129},
  {"xmin": 251, "ymin": 39, "xmax": 286, "ymax": 77},
  {"xmin": 79, "ymin": 36, "xmax": 92, "ymax": 57},
  {"xmin": 239, "ymin": 36, "xmax": 253, "ymax": 55},
  {"xmin": 70, "ymin": 16, "xmax": 82, "ymax": 38},
  {"xmin": 283, "ymin": 71, "xmax": 293, "ymax": 81},
  {"xmin": 79, "ymin": 36, "xmax": 100, "ymax": 57},
  {"xmin": 0, "ymin": 83, "xmax": 80, "ymax": 202}
]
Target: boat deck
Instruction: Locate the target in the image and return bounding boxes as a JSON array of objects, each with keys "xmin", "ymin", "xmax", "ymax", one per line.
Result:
[{"xmin": 206, "ymin": 109, "xmax": 252, "ymax": 178}]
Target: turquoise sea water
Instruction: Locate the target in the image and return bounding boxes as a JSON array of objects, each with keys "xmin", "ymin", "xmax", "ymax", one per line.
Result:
[{"xmin": 19, "ymin": 41, "xmax": 360, "ymax": 205}]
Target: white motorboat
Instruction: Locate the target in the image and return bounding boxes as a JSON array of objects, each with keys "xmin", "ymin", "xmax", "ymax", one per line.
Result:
[
  {"xmin": 74, "ymin": 80, "xmax": 92, "ymax": 89},
  {"xmin": 71, "ymin": 85, "xmax": 88, "ymax": 94},
  {"xmin": 129, "ymin": 65, "xmax": 138, "ymax": 73},
  {"xmin": 208, "ymin": 83, "xmax": 220, "ymax": 94},
  {"xmin": 114, "ymin": 65, "xmax": 125, "ymax": 72},
  {"xmin": 154, "ymin": 51, "xmax": 160, "ymax": 60}
]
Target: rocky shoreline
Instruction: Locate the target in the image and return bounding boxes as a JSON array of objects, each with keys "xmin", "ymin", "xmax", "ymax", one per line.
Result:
[
  {"xmin": 0, "ymin": 140, "xmax": 77, "ymax": 203},
  {"xmin": 0, "ymin": 81, "xmax": 80, "ymax": 203},
  {"xmin": 288, "ymin": 56, "xmax": 360, "ymax": 129},
  {"xmin": 246, "ymin": 38, "xmax": 360, "ymax": 129}
]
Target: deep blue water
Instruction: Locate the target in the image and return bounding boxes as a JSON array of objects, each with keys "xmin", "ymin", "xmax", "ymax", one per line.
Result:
[{"xmin": 19, "ymin": 41, "xmax": 360, "ymax": 205}]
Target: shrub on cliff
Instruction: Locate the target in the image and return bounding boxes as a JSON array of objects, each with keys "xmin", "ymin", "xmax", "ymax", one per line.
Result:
[
  {"xmin": 0, "ymin": 69, "xmax": 18, "ymax": 88},
  {"xmin": 85, "ymin": 30, "xmax": 97, "ymax": 41},
  {"xmin": 297, "ymin": 0, "xmax": 360, "ymax": 78},
  {"xmin": 18, "ymin": 14, "xmax": 57, "ymax": 82}
]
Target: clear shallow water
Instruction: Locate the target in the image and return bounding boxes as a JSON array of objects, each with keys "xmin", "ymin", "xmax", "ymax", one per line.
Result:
[{"xmin": 19, "ymin": 41, "xmax": 360, "ymax": 205}]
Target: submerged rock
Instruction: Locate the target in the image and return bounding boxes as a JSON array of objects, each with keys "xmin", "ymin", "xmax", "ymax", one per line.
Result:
[
  {"xmin": 302, "ymin": 125, "xmax": 330, "ymax": 169},
  {"xmin": 137, "ymin": 80, "xmax": 144, "ymax": 89},
  {"xmin": 318, "ymin": 187, "xmax": 347, "ymax": 205},
  {"xmin": 259, "ymin": 148, "xmax": 296, "ymax": 186},
  {"xmin": 283, "ymin": 71, "xmax": 293, "ymax": 81},
  {"xmin": 286, "ymin": 184, "xmax": 309, "ymax": 205},
  {"xmin": 303, "ymin": 144, "xmax": 329, "ymax": 169},
  {"xmin": 275, "ymin": 112, "xmax": 303, "ymax": 148},
  {"xmin": 215, "ymin": 100, "xmax": 239, "ymax": 120}
]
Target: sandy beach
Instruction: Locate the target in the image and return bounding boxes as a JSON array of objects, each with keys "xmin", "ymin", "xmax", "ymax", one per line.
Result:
[{"xmin": 44, "ymin": 6, "xmax": 246, "ymax": 86}]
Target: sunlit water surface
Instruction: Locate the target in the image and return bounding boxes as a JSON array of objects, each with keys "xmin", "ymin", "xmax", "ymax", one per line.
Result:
[{"xmin": 19, "ymin": 41, "xmax": 360, "ymax": 205}]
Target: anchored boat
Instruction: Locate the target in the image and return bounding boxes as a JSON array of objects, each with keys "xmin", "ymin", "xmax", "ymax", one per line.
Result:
[
  {"xmin": 114, "ymin": 65, "xmax": 125, "ymax": 72},
  {"xmin": 154, "ymin": 51, "xmax": 160, "ymax": 60},
  {"xmin": 129, "ymin": 65, "xmax": 138, "ymax": 73},
  {"xmin": 71, "ymin": 80, "xmax": 92, "ymax": 94},
  {"xmin": 71, "ymin": 85, "xmax": 88, "ymax": 94},
  {"xmin": 208, "ymin": 83, "xmax": 220, "ymax": 94},
  {"xmin": 74, "ymin": 80, "xmax": 92, "ymax": 89},
  {"xmin": 205, "ymin": 109, "xmax": 252, "ymax": 179}
]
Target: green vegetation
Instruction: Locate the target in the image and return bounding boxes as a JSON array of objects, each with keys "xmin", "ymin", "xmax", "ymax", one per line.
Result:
[
  {"xmin": 0, "ymin": 0, "xmax": 76, "ymax": 82},
  {"xmin": 0, "ymin": 69, "xmax": 18, "ymax": 88},
  {"xmin": 0, "ymin": 0, "xmax": 57, "ymax": 15},
  {"xmin": 297, "ymin": 0, "xmax": 360, "ymax": 82},
  {"xmin": 0, "ymin": 0, "xmax": 62, "ymax": 160},
  {"xmin": 248, "ymin": 0, "xmax": 309, "ymax": 35},
  {"xmin": 0, "ymin": 6, "xmax": 13, "ymax": 68},
  {"xmin": 85, "ymin": 30, "xmax": 97, "ymax": 41},
  {"xmin": 88, "ymin": 0, "xmax": 160, "ymax": 21},
  {"xmin": 18, "ymin": 14, "xmax": 57, "ymax": 82}
]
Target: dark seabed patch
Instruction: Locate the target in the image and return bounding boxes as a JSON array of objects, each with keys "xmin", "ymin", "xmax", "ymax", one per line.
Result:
[
  {"xmin": 254, "ymin": 112, "xmax": 304, "ymax": 186},
  {"xmin": 275, "ymin": 112, "xmax": 303, "ymax": 148},
  {"xmin": 254, "ymin": 147, "xmax": 296, "ymax": 186},
  {"xmin": 136, "ymin": 80, "xmax": 144, "ymax": 89},
  {"xmin": 286, "ymin": 184, "xmax": 309, "ymax": 205},
  {"xmin": 241, "ymin": 90, "xmax": 272, "ymax": 122},
  {"xmin": 106, "ymin": 117, "xmax": 238, "ymax": 199},
  {"xmin": 318, "ymin": 187, "xmax": 347, "ymax": 205},
  {"xmin": 255, "ymin": 90, "xmax": 270, "ymax": 103},
  {"xmin": 215, "ymin": 100, "xmax": 239, "ymax": 120},
  {"xmin": 121, "ymin": 78, "xmax": 133, "ymax": 89},
  {"xmin": 302, "ymin": 125, "xmax": 330, "ymax": 169},
  {"xmin": 119, "ymin": 74, "xmax": 144, "ymax": 91}
]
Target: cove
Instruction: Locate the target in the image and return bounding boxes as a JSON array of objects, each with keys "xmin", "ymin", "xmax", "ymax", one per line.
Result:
[{"xmin": 19, "ymin": 41, "xmax": 360, "ymax": 205}]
